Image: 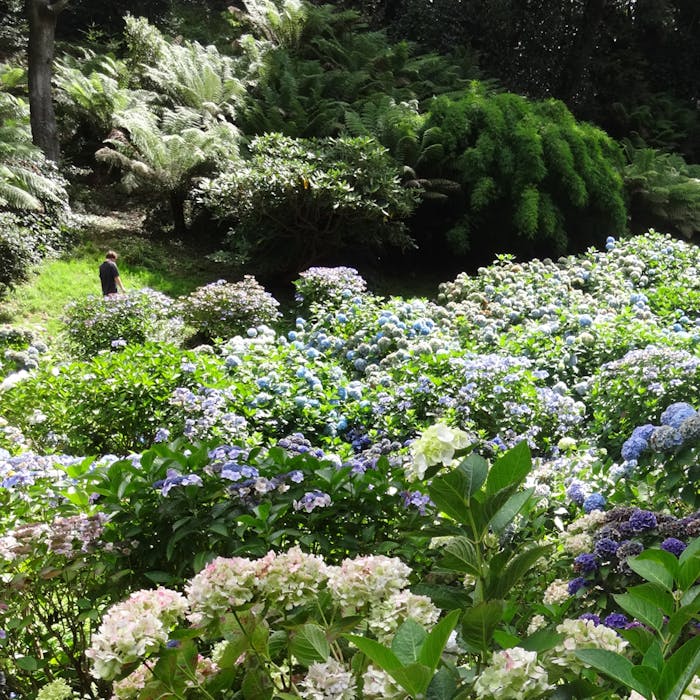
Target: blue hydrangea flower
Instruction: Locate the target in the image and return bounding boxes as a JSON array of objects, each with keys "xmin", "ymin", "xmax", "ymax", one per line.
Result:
[
  {"xmin": 649, "ymin": 425, "xmax": 684, "ymax": 453},
  {"xmin": 579, "ymin": 613, "xmax": 601, "ymax": 625},
  {"xmin": 583, "ymin": 493, "xmax": 606, "ymax": 513},
  {"xmin": 660, "ymin": 402, "xmax": 696, "ymax": 429},
  {"xmin": 566, "ymin": 480, "xmax": 586, "ymax": 506},
  {"xmin": 621, "ymin": 435, "xmax": 649, "ymax": 462},
  {"xmin": 660, "ymin": 537, "xmax": 687, "ymax": 557}
]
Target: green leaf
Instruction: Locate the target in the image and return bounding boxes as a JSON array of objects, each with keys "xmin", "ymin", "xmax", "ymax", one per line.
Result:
[
  {"xmin": 677, "ymin": 553, "xmax": 700, "ymax": 590},
  {"xmin": 573, "ymin": 649, "xmax": 648, "ymax": 695},
  {"xmin": 488, "ymin": 488, "xmax": 534, "ymax": 533},
  {"xmin": 390, "ymin": 663, "xmax": 434, "ymax": 696},
  {"xmin": 668, "ymin": 593, "xmax": 700, "ymax": 636},
  {"xmin": 626, "ymin": 583, "xmax": 675, "ymax": 616},
  {"xmin": 621, "ymin": 626, "xmax": 655, "ymax": 655},
  {"xmin": 460, "ymin": 600, "xmax": 504, "ymax": 654},
  {"xmin": 485, "ymin": 441, "xmax": 531, "ymax": 496},
  {"xmin": 438, "ymin": 536, "xmax": 481, "ymax": 576},
  {"xmin": 345, "ymin": 634, "xmax": 403, "ymax": 672},
  {"xmin": 613, "ymin": 592, "xmax": 665, "ymax": 634},
  {"xmin": 521, "ymin": 630, "xmax": 564, "ymax": 653},
  {"xmin": 492, "ymin": 630, "xmax": 520, "ymax": 649},
  {"xmin": 242, "ymin": 667, "xmax": 274, "ymax": 700},
  {"xmin": 679, "ymin": 535, "xmax": 700, "ymax": 566},
  {"xmin": 290, "ymin": 623, "xmax": 330, "ymax": 666},
  {"xmin": 628, "ymin": 551, "xmax": 677, "ymax": 591},
  {"xmin": 426, "ymin": 666, "xmax": 457, "ymax": 700},
  {"xmin": 428, "ymin": 469, "xmax": 472, "ymax": 524},
  {"xmin": 15, "ymin": 656, "xmax": 38, "ymax": 671},
  {"xmin": 456, "ymin": 453, "xmax": 488, "ymax": 497},
  {"xmin": 656, "ymin": 636, "xmax": 700, "ymax": 700},
  {"xmin": 642, "ymin": 641, "xmax": 663, "ymax": 672},
  {"xmin": 630, "ymin": 665, "xmax": 659, "ymax": 695},
  {"xmin": 418, "ymin": 609, "xmax": 461, "ymax": 670},
  {"xmin": 392, "ymin": 619, "xmax": 427, "ymax": 665},
  {"xmin": 487, "ymin": 544, "xmax": 549, "ymax": 599}
]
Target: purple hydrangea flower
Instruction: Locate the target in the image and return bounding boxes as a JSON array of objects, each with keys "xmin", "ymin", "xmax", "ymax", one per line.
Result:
[
  {"xmin": 574, "ymin": 553, "xmax": 598, "ymax": 573},
  {"xmin": 583, "ymin": 493, "xmax": 606, "ymax": 513},
  {"xmin": 579, "ymin": 613, "xmax": 601, "ymax": 625},
  {"xmin": 660, "ymin": 537, "xmax": 687, "ymax": 557},
  {"xmin": 604, "ymin": 613, "xmax": 629, "ymax": 629},
  {"xmin": 594, "ymin": 538, "xmax": 620, "ymax": 558},
  {"xmin": 629, "ymin": 509, "xmax": 658, "ymax": 532},
  {"xmin": 568, "ymin": 577, "xmax": 588, "ymax": 595},
  {"xmin": 401, "ymin": 490, "xmax": 432, "ymax": 515}
]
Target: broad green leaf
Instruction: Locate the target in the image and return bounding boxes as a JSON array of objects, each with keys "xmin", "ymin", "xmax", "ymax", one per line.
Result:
[
  {"xmin": 439, "ymin": 536, "xmax": 481, "ymax": 576},
  {"xmin": 392, "ymin": 618, "xmax": 427, "ymax": 665},
  {"xmin": 428, "ymin": 469, "xmax": 472, "ymax": 524},
  {"xmin": 492, "ymin": 630, "xmax": 520, "ymax": 649},
  {"xmin": 630, "ymin": 665, "xmax": 659, "ymax": 695},
  {"xmin": 573, "ymin": 649, "xmax": 648, "ymax": 695},
  {"xmin": 613, "ymin": 592, "xmax": 664, "ymax": 634},
  {"xmin": 621, "ymin": 626, "xmax": 655, "ymax": 655},
  {"xmin": 487, "ymin": 544, "xmax": 550, "ymax": 599},
  {"xmin": 241, "ymin": 667, "xmax": 274, "ymax": 700},
  {"xmin": 426, "ymin": 666, "xmax": 458, "ymax": 700},
  {"xmin": 345, "ymin": 635, "xmax": 403, "ymax": 672},
  {"xmin": 521, "ymin": 630, "xmax": 564, "ymax": 653},
  {"xmin": 456, "ymin": 453, "xmax": 488, "ymax": 497},
  {"xmin": 667, "ymin": 593, "xmax": 700, "ymax": 636},
  {"xmin": 656, "ymin": 636, "xmax": 700, "ymax": 700},
  {"xmin": 626, "ymin": 583, "xmax": 674, "ymax": 616},
  {"xmin": 679, "ymin": 535, "xmax": 700, "ymax": 565},
  {"xmin": 485, "ymin": 441, "xmax": 531, "ymax": 495},
  {"xmin": 677, "ymin": 553, "xmax": 700, "ymax": 590},
  {"xmin": 488, "ymin": 487, "xmax": 534, "ymax": 533},
  {"xmin": 642, "ymin": 641, "xmax": 663, "ymax": 672},
  {"xmin": 290, "ymin": 624, "xmax": 330, "ymax": 666},
  {"xmin": 418, "ymin": 609, "xmax": 461, "ymax": 670},
  {"xmin": 390, "ymin": 662, "xmax": 434, "ymax": 696},
  {"xmin": 628, "ymin": 551, "xmax": 677, "ymax": 591},
  {"xmin": 460, "ymin": 600, "xmax": 504, "ymax": 654},
  {"xmin": 15, "ymin": 656, "xmax": 38, "ymax": 671}
]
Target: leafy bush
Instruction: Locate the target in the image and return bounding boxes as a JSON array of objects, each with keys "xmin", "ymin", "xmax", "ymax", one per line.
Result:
[
  {"xmin": 421, "ymin": 86, "xmax": 627, "ymax": 254},
  {"xmin": 177, "ymin": 276, "xmax": 281, "ymax": 342},
  {"xmin": 196, "ymin": 133, "xmax": 418, "ymax": 274},
  {"xmin": 0, "ymin": 343, "xmax": 220, "ymax": 454},
  {"xmin": 62, "ymin": 288, "xmax": 183, "ymax": 357}
]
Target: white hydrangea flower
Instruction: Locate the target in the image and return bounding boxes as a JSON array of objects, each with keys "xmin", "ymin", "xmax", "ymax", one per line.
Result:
[
  {"xmin": 527, "ymin": 614, "xmax": 547, "ymax": 635},
  {"xmin": 543, "ymin": 579, "xmax": 569, "ymax": 605},
  {"xmin": 362, "ymin": 665, "xmax": 407, "ymax": 699},
  {"xmin": 548, "ymin": 619, "xmax": 628, "ymax": 674},
  {"xmin": 86, "ymin": 588, "xmax": 188, "ymax": 681},
  {"xmin": 407, "ymin": 423, "xmax": 472, "ymax": 481},
  {"xmin": 327, "ymin": 555, "xmax": 411, "ymax": 613},
  {"xmin": 473, "ymin": 647, "xmax": 552, "ymax": 699},
  {"xmin": 298, "ymin": 658, "xmax": 356, "ymax": 700},
  {"xmin": 255, "ymin": 546, "xmax": 329, "ymax": 610},
  {"xmin": 561, "ymin": 532, "xmax": 594, "ymax": 555},
  {"xmin": 185, "ymin": 556, "xmax": 258, "ymax": 625},
  {"xmin": 367, "ymin": 590, "xmax": 440, "ymax": 644}
]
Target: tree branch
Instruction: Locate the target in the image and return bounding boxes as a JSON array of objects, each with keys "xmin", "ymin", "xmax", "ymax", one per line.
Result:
[{"xmin": 47, "ymin": 0, "xmax": 71, "ymax": 14}]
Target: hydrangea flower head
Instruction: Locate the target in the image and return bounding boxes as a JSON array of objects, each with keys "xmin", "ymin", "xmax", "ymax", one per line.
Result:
[
  {"xmin": 661, "ymin": 537, "xmax": 687, "ymax": 557},
  {"xmin": 407, "ymin": 423, "xmax": 472, "ymax": 481},
  {"xmin": 660, "ymin": 402, "xmax": 697, "ymax": 429},
  {"xmin": 473, "ymin": 647, "xmax": 552, "ymax": 699},
  {"xmin": 583, "ymin": 492, "xmax": 606, "ymax": 513}
]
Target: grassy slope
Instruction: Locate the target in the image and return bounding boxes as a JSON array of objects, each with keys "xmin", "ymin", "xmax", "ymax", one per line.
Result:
[{"xmin": 0, "ymin": 213, "xmax": 222, "ymax": 340}]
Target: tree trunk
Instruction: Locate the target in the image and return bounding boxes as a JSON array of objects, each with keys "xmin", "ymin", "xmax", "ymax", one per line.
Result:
[
  {"xmin": 27, "ymin": 0, "xmax": 69, "ymax": 162},
  {"xmin": 170, "ymin": 190, "xmax": 188, "ymax": 237}
]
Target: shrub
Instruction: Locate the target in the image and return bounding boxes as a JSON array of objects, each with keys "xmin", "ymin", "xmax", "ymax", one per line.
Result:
[
  {"xmin": 294, "ymin": 266, "xmax": 368, "ymax": 312},
  {"xmin": 421, "ymin": 86, "xmax": 627, "ymax": 255},
  {"xmin": 0, "ymin": 343, "xmax": 221, "ymax": 454},
  {"xmin": 62, "ymin": 288, "xmax": 183, "ymax": 357},
  {"xmin": 195, "ymin": 133, "xmax": 418, "ymax": 274},
  {"xmin": 177, "ymin": 276, "xmax": 281, "ymax": 342}
]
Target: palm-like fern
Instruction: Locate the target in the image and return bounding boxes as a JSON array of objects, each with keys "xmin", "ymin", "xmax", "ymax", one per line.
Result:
[
  {"xmin": 0, "ymin": 91, "xmax": 67, "ymax": 212},
  {"xmin": 623, "ymin": 141, "xmax": 700, "ymax": 239},
  {"xmin": 95, "ymin": 106, "xmax": 240, "ymax": 233},
  {"xmin": 124, "ymin": 16, "xmax": 246, "ymax": 120}
]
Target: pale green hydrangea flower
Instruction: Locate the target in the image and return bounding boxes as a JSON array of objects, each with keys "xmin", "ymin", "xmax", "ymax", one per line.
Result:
[
  {"xmin": 473, "ymin": 647, "xmax": 551, "ymax": 699},
  {"xmin": 407, "ymin": 423, "xmax": 472, "ymax": 481}
]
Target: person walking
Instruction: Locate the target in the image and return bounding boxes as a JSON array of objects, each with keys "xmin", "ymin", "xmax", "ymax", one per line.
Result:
[{"xmin": 99, "ymin": 250, "xmax": 126, "ymax": 295}]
